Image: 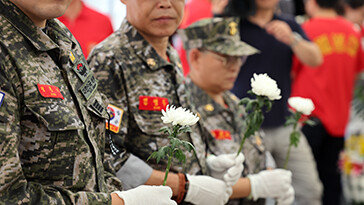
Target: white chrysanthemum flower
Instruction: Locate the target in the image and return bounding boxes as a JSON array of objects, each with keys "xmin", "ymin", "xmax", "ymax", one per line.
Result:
[
  {"xmin": 288, "ymin": 97, "xmax": 315, "ymax": 115},
  {"xmin": 250, "ymin": 73, "xmax": 282, "ymax": 100},
  {"xmin": 161, "ymin": 105, "xmax": 199, "ymax": 126}
]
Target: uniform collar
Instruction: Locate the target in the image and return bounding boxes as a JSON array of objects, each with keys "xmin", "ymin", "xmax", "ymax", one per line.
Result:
[
  {"xmin": 185, "ymin": 77, "xmax": 236, "ymax": 117},
  {"xmin": 119, "ymin": 19, "xmax": 180, "ymax": 71},
  {"xmin": 0, "ymin": 0, "xmax": 66, "ymax": 51}
]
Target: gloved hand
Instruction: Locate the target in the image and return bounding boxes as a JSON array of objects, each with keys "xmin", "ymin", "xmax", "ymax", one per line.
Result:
[
  {"xmin": 247, "ymin": 169, "xmax": 294, "ymax": 203},
  {"xmin": 113, "ymin": 185, "xmax": 177, "ymax": 205},
  {"xmin": 185, "ymin": 175, "xmax": 232, "ymax": 205},
  {"xmin": 277, "ymin": 185, "xmax": 295, "ymax": 205},
  {"xmin": 206, "ymin": 153, "xmax": 245, "ymax": 186}
]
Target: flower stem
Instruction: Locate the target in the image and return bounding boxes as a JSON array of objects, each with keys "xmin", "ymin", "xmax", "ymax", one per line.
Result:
[
  {"xmin": 284, "ymin": 123, "xmax": 298, "ymax": 169},
  {"xmin": 237, "ymin": 136, "xmax": 247, "ymax": 156},
  {"xmin": 163, "ymin": 154, "xmax": 172, "ymax": 186},
  {"xmin": 283, "ymin": 145, "xmax": 292, "ymax": 169}
]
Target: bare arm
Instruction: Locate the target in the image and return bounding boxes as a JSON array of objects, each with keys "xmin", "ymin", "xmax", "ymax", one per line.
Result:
[{"xmin": 265, "ymin": 20, "xmax": 323, "ymax": 67}]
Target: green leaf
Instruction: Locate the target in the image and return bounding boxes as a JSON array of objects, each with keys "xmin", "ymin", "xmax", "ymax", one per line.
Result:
[
  {"xmin": 159, "ymin": 126, "xmax": 173, "ymax": 135},
  {"xmin": 239, "ymin": 98, "xmax": 250, "ymax": 106},
  {"xmin": 181, "ymin": 140, "xmax": 196, "ymax": 153},
  {"xmin": 290, "ymin": 131, "xmax": 301, "ymax": 147},
  {"xmin": 265, "ymin": 101, "xmax": 272, "ymax": 112},
  {"xmin": 170, "ymin": 138, "xmax": 182, "ymax": 149},
  {"xmin": 246, "ymin": 100, "xmax": 254, "ymax": 112},
  {"xmin": 284, "ymin": 117, "xmax": 297, "ymax": 127},
  {"xmin": 174, "ymin": 149, "xmax": 186, "ymax": 164},
  {"xmin": 178, "ymin": 126, "xmax": 192, "ymax": 134},
  {"xmin": 305, "ymin": 120, "xmax": 316, "ymax": 126}
]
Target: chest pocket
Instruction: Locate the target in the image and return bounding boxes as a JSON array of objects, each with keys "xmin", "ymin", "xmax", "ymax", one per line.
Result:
[{"xmin": 25, "ymin": 101, "xmax": 84, "ymax": 131}]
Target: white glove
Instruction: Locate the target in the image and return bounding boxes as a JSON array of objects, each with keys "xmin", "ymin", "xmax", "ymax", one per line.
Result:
[
  {"xmin": 277, "ymin": 185, "xmax": 295, "ymax": 205},
  {"xmin": 185, "ymin": 175, "xmax": 232, "ymax": 205},
  {"xmin": 113, "ymin": 185, "xmax": 177, "ymax": 205},
  {"xmin": 247, "ymin": 169, "xmax": 294, "ymax": 202},
  {"xmin": 206, "ymin": 153, "xmax": 245, "ymax": 186}
]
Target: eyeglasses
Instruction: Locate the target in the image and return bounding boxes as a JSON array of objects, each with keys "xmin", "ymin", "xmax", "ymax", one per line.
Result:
[{"xmin": 200, "ymin": 49, "xmax": 247, "ymax": 67}]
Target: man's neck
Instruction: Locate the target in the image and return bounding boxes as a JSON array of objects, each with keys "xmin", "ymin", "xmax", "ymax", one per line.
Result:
[
  {"xmin": 190, "ymin": 73, "xmax": 225, "ymax": 107},
  {"xmin": 63, "ymin": 0, "xmax": 82, "ymax": 22},
  {"xmin": 248, "ymin": 8, "xmax": 275, "ymax": 28},
  {"xmin": 140, "ymin": 32, "xmax": 170, "ymax": 61},
  {"xmin": 311, "ymin": 8, "xmax": 338, "ymax": 18}
]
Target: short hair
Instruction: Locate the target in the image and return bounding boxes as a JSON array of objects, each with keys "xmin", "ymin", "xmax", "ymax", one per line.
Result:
[
  {"xmin": 346, "ymin": 0, "xmax": 364, "ymax": 9},
  {"xmin": 315, "ymin": 0, "xmax": 342, "ymax": 9}
]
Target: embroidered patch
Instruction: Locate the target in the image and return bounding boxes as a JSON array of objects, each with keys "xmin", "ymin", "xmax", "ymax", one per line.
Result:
[
  {"xmin": 0, "ymin": 92, "xmax": 5, "ymax": 108},
  {"xmin": 79, "ymin": 75, "xmax": 97, "ymax": 101},
  {"xmin": 37, "ymin": 84, "xmax": 64, "ymax": 99},
  {"xmin": 69, "ymin": 51, "xmax": 76, "ymax": 64},
  {"xmin": 72, "ymin": 61, "xmax": 90, "ymax": 82},
  {"xmin": 211, "ymin": 129, "xmax": 232, "ymax": 140},
  {"xmin": 106, "ymin": 104, "xmax": 124, "ymax": 133},
  {"xmin": 91, "ymin": 99, "xmax": 105, "ymax": 116},
  {"xmin": 139, "ymin": 96, "xmax": 169, "ymax": 111}
]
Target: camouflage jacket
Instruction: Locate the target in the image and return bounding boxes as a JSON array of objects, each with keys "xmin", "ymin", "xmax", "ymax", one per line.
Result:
[
  {"xmin": 186, "ymin": 77, "xmax": 266, "ymax": 205},
  {"xmin": 0, "ymin": 0, "xmax": 122, "ymax": 204},
  {"xmin": 88, "ymin": 20, "xmax": 207, "ymax": 176}
]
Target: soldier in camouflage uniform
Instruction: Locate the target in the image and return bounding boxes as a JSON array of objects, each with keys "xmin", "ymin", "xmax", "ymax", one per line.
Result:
[
  {"xmin": 178, "ymin": 17, "xmax": 295, "ymax": 205},
  {"xmin": 0, "ymin": 0, "xmax": 177, "ymax": 204},
  {"xmin": 88, "ymin": 0, "xmax": 245, "ymax": 205}
]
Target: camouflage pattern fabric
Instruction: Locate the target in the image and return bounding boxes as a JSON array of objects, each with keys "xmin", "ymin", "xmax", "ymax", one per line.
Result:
[
  {"xmin": 185, "ymin": 77, "xmax": 266, "ymax": 205},
  {"xmin": 0, "ymin": 0, "xmax": 122, "ymax": 204},
  {"xmin": 177, "ymin": 17, "xmax": 259, "ymax": 57},
  {"xmin": 88, "ymin": 20, "xmax": 207, "ymax": 177}
]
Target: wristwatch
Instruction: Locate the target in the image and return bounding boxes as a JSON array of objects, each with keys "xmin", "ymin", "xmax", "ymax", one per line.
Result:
[{"xmin": 291, "ymin": 32, "xmax": 303, "ymax": 48}]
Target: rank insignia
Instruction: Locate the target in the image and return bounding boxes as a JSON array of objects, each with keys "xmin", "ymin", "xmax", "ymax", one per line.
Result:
[
  {"xmin": 139, "ymin": 96, "xmax": 169, "ymax": 111},
  {"xmin": 211, "ymin": 129, "xmax": 232, "ymax": 140},
  {"xmin": 0, "ymin": 91, "xmax": 5, "ymax": 108},
  {"xmin": 37, "ymin": 84, "xmax": 64, "ymax": 99},
  {"xmin": 79, "ymin": 75, "xmax": 97, "ymax": 101},
  {"xmin": 69, "ymin": 51, "xmax": 76, "ymax": 64},
  {"xmin": 254, "ymin": 135, "xmax": 262, "ymax": 146},
  {"xmin": 229, "ymin": 22, "xmax": 238, "ymax": 36},
  {"xmin": 72, "ymin": 61, "xmax": 90, "ymax": 82},
  {"xmin": 204, "ymin": 104, "xmax": 214, "ymax": 112},
  {"xmin": 91, "ymin": 99, "xmax": 105, "ymax": 116},
  {"xmin": 147, "ymin": 58, "xmax": 156, "ymax": 67},
  {"xmin": 106, "ymin": 104, "xmax": 124, "ymax": 133}
]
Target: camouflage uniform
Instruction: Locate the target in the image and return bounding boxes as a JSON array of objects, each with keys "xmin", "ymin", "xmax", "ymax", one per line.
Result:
[
  {"xmin": 0, "ymin": 0, "xmax": 122, "ymax": 204},
  {"xmin": 179, "ymin": 17, "xmax": 266, "ymax": 205},
  {"xmin": 88, "ymin": 20, "xmax": 207, "ymax": 177}
]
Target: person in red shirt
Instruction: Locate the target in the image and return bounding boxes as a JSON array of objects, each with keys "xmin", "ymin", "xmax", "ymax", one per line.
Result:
[
  {"xmin": 291, "ymin": 0, "xmax": 364, "ymax": 204},
  {"xmin": 58, "ymin": 0, "xmax": 113, "ymax": 58}
]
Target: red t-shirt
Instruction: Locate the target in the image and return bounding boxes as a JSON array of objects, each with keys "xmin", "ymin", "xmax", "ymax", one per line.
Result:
[
  {"xmin": 58, "ymin": 3, "xmax": 113, "ymax": 58},
  {"xmin": 291, "ymin": 17, "xmax": 364, "ymax": 136},
  {"xmin": 177, "ymin": 0, "xmax": 213, "ymax": 75}
]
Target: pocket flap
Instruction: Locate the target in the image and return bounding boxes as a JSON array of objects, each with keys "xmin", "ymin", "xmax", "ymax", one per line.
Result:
[{"xmin": 25, "ymin": 102, "xmax": 84, "ymax": 131}]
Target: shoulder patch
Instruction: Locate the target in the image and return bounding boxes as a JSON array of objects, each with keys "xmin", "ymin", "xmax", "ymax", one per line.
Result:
[
  {"xmin": 0, "ymin": 91, "xmax": 5, "ymax": 108},
  {"xmin": 106, "ymin": 104, "xmax": 124, "ymax": 133}
]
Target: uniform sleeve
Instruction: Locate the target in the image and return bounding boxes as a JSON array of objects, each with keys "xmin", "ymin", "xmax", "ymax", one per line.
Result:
[{"xmin": 0, "ymin": 61, "xmax": 112, "ymax": 205}]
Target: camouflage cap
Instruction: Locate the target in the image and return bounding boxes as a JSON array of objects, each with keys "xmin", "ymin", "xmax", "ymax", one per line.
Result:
[{"xmin": 178, "ymin": 17, "xmax": 259, "ymax": 56}]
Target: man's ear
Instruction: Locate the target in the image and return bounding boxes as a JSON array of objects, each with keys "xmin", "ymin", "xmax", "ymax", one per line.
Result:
[{"xmin": 188, "ymin": 48, "xmax": 202, "ymax": 71}]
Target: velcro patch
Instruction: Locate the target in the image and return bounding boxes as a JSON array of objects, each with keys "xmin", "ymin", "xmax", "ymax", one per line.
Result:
[
  {"xmin": 79, "ymin": 75, "xmax": 97, "ymax": 101},
  {"xmin": 0, "ymin": 91, "xmax": 5, "ymax": 108},
  {"xmin": 106, "ymin": 104, "xmax": 124, "ymax": 133},
  {"xmin": 138, "ymin": 96, "xmax": 169, "ymax": 111},
  {"xmin": 37, "ymin": 84, "xmax": 64, "ymax": 99},
  {"xmin": 211, "ymin": 129, "xmax": 232, "ymax": 140},
  {"xmin": 72, "ymin": 61, "xmax": 90, "ymax": 82}
]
